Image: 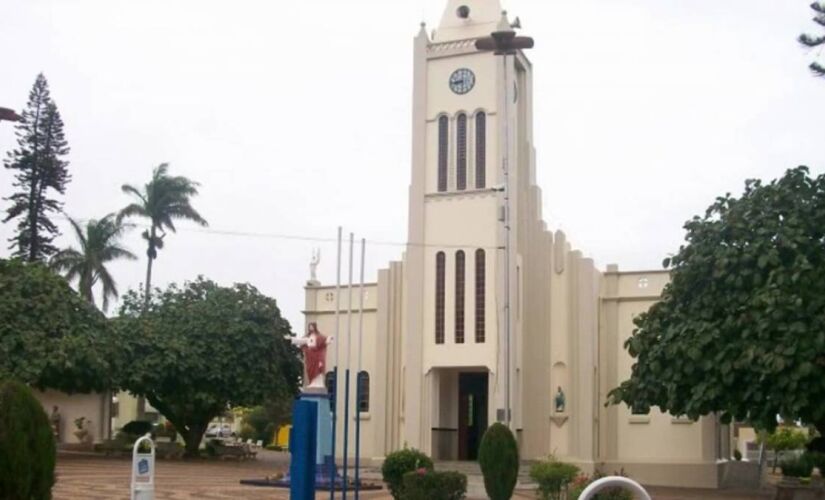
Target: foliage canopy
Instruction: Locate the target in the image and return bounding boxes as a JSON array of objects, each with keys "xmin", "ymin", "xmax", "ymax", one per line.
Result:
[
  {"xmin": 0, "ymin": 259, "xmax": 112, "ymax": 393},
  {"xmin": 112, "ymin": 277, "xmax": 300, "ymax": 456},
  {"xmin": 609, "ymin": 167, "xmax": 825, "ymax": 436}
]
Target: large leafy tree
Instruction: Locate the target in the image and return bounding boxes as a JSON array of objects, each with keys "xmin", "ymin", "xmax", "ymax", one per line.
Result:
[
  {"xmin": 800, "ymin": 2, "xmax": 825, "ymax": 77},
  {"xmin": 3, "ymin": 74, "xmax": 71, "ymax": 262},
  {"xmin": 118, "ymin": 163, "xmax": 207, "ymax": 306},
  {"xmin": 0, "ymin": 259, "xmax": 113, "ymax": 393},
  {"xmin": 609, "ymin": 167, "xmax": 825, "ymax": 436},
  {"xmin": 113, "ymin": 278, "xmax": 301, "ymax": 456},
  {"xmin": 51, "ymin": 214, "xmax": 136, "ymax": 312}
]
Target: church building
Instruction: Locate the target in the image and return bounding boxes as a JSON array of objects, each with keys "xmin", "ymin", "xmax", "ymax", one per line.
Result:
[{"xmin": 304, "ymin": 0, "xmax": 732, "ymax": 488}]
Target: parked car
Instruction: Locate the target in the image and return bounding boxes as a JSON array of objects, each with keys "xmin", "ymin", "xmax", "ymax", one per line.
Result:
[{"xmin": 205, "ymin": 423, "xmax": 232, "ymax": 438}]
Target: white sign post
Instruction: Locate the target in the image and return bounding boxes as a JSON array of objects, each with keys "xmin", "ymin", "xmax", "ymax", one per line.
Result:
[{"xmin": 131, "ymin": 434, "xmax": 156, "ymax": 500}]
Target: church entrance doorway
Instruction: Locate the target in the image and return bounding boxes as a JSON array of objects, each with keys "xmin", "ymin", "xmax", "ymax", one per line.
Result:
[{"xmin": 458, "ymin": 372, "xmax": 488, "ymax": 461}]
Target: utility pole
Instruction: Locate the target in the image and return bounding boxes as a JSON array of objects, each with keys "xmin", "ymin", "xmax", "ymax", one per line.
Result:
[{"xmin": 476, "ymin": 24, "xmax": 534, "ymax": 431}]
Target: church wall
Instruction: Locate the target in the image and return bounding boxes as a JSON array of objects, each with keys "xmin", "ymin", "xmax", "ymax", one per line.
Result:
[{"xmin": 304, "ymin": 283, "xmax": 384, "ymax": 460}]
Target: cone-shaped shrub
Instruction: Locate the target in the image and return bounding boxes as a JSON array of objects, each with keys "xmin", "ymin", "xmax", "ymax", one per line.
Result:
[
  {"xmin": 0, "ymin": 380, "xmax": 56, "ymax": 499},
  {"xmin": 478, "ymin": 423, "xmax": 519, "ymax": 500}
]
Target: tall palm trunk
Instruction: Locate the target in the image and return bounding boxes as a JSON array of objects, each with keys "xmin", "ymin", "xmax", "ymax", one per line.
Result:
[
  {"xmin": 137, "ymin": 228, "xmax": 156, "ymax": 420},
  {"xmin": 144, "ymin": 254, "xmax": 153, "ymax": 308}
]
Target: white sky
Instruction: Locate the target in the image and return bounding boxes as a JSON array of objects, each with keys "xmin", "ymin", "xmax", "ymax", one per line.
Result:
[{"xmin": 1, "ymin": 0, "xmax": 824, "ymax": 330}]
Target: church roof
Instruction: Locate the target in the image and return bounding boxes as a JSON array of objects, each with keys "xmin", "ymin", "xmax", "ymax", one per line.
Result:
[{"xmin": 433, "ymin": 0, "xmax": 507, "ymax": 43}]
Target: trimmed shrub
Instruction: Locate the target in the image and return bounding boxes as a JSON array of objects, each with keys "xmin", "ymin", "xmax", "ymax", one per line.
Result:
[
  {"xmin": 478, "ymin": 423, "xmax": 519, "ymax": 500},
  {"xmin": 0, "ymin": 380, "xmax": 56, "ymax": 499},
  {"xmin": 781, "ymin": 456, "xmax": 814, "ymax": 478},
  {"xmin": 733, "ymin": 449, "xmax": 742, "ymax": 461},
  {"xmin": 529, "ymin": 459, "xmax": 579, "ymax": 500},
  {"xmin": 402, "ymin": 470, "xmax": 467, "ymax": 500},
  {"xmin": 382, "ymin": 448, "xmax": 434, "ymax": 500},
  {"xmin": 121, "ymin": 420, "xmax": 153, "ymax": 437},
  {"xmin": 802, "ymin": 451, "xmax": 825, "ymax": 474}
]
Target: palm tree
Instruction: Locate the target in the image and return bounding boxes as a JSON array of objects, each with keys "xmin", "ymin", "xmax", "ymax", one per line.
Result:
[
  {"xmin": 51, "ymin": 214, "xmax": 137, "ymax": 312},
  {"xmin": 118, "ymin": 163, "xmax": 208, "ymax": 306}
]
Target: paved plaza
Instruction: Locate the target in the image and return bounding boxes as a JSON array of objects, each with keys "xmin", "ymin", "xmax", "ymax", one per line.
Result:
[{"xmin": 54, "ymin": 453, "xmax": 773, "ymax": 500}]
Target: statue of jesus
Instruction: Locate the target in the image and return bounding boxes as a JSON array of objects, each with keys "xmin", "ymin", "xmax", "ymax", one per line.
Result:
[{"xmin": 289, "ymin": 322, "xmax": 333, "ymax": 390}]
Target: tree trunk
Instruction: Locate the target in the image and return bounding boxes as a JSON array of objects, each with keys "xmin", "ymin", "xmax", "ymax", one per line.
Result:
[
  {"xmin": 144, "ymin": 242, "xmax": 154, "ymax": 308},
  {"xmin": 137, "ymin": 234, "xmax": 155, "ymax": 420},
  {"xmin": 183, "ymin": 422, "xmax": 208, "ymax": 458}
]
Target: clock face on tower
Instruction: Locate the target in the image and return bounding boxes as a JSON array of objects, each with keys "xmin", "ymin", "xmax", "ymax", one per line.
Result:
[{"xmin": 449, "ymin": 68, "xmax": 476, "ymax": 95}]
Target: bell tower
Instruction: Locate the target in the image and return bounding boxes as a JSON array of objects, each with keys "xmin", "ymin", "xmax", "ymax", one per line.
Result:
[{"xmin": 402, "ymin": 0, "xmax": 536, "ymax": 456}]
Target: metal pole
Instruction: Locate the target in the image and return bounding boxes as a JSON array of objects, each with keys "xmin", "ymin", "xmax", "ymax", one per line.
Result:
[
  {"xmin": 330, "ymin": 227, "xmax": 342, "ymax": 498},
  {"xmin": 502, "ymin": 52, "xmax": 512, "ymax": 430},
  {"xmin": 342, "ymin": 233, "xmax": 354, "ymax": 500},
  {"xmin": 354, "ymin": 238, "xmax": 366, "ymax": 500}
]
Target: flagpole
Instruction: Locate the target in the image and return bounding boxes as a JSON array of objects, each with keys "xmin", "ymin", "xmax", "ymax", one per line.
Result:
[
  {"xmin": 330, "ymin": 227, "xmax": 342, "ymax": 498},
  {"xmin": 342, "ymin": 233, "xmax": 354, "ymax": 500},
  {"xmin": 354, "ymin": 238, "xmax": 366, "ymax": 500}
]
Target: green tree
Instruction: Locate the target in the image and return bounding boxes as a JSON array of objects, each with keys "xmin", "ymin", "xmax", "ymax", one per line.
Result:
[
  {"xmin": 609, "ymin": 167, "xmax": 825, "ymax": 437},
  {"xmin": 113, "ymin": 277, "xmax": 300, "ymax": 456},
  {"xmin": 0, "ymin": 259, "xmax": 112, "ymax": 393},
  {"xmin": 118, "ymin": 163, "xmax": 207, "ymax": 305},
  {"xmin": 3, "ymin": 74, "xmax": 71, "ymax": 262},
  {"xmin": 50, "ymin": 215, "xmax": 136, "ymax": 312},
  {"xmin": 800, "ymin": 1, "xmax": 825, "ymax": 77},
  {"xmin": 757, "ymin": 427, "xmax": 809, "ymax": 473}
]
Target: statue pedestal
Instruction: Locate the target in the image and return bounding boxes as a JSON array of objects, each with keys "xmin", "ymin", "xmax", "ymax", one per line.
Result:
[{"xmin": 275, "ymin": 391, "xmax": 344, "ymax": 490}]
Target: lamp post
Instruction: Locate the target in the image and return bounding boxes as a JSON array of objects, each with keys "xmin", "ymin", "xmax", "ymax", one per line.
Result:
[
  {"xmin": 475, "ymin": 27, "xmax": 533, "ymax": 431},
  {"xmin": 0, "ymin": 107, "xmax": 21, "ymax": 123}
]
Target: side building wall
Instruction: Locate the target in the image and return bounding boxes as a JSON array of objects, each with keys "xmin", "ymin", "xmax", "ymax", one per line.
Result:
[
  {"xmin": 303, "ymin": 261, "xmax": 405, "ymax": 462},
  {"xmin": 598, "ymin": 268, "xmax": 722, "ymax": 488}
]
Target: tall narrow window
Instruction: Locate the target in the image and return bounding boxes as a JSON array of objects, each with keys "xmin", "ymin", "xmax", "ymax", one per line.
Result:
[
  {"xmin": 435, "ymin": 252, "xmax": 446, "ymax": 344},
  {"xmin": 456, "ymin": 113, "xmax": 467, "ymax": 191},
  {"xmin": 475, "ymin": 112, "xmax": 486, "ymax": 189},
  {"xmin": 438, "ymin": 116, "xmax": 448, "ymax": 192},
  {"xmin": 325, "ymin": 371, "xmax": 336, "ymax": 396},
  {"xmin": 357, "ymin": 371, "xmax": 370, "ymax": 413},
  {"xmin": 455, "ymin": 251, "xmax": 466, "ymax": 344},
  {"xmin": 475, "ymin": 249, "xmax": 486, "ymax": 343}
]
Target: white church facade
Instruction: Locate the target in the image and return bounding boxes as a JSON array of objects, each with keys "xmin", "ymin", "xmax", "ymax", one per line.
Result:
[{"xmin": 304, "ymin": 0, "xmax": 732, "ymax": 488}]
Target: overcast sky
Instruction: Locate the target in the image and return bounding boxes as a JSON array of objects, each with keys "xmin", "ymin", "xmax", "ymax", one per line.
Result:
[{"xmin": 1, "ymin": 0, "xmax": 824, "ymax": 330}]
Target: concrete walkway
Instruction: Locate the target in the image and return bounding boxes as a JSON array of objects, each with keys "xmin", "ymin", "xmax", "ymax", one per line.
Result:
[{"xmin": 53, "ymin": 453, "xmax": 774, "ymax": 500}]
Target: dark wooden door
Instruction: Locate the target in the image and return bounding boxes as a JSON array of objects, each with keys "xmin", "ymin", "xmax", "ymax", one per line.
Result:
[{"xmin": 458, "ymin": 373, "xmax": 488, "ymax": 460}]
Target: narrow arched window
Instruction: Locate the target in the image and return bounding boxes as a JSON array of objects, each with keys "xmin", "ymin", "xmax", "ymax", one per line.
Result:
[
  {"xmin": 438, "ymin": 116, "xmax": 448, "ymax": 192},
  {"xmin": 455, "ymin": 251, "xmax": 466, "ymax": 344},
  {"xmin": 456, "ymin": 113, "xmax": 467, "ymax": 191},
  {"xmin": 357, "ymin": 371, "xmax": 370, "ymax": 413},
  {"xmin": 325, "ymin": 371, "xmax": 336, "ymax": 395},
  {"xmin": 475, "ymin": 112, "xmax": 486, "ymax": 189},
  {"xmin": 475, "ymin": 249, "xmax": 486, "ymax": 343},
  {"xmin": 435, "ymin": 251, "xmax": 446, "ymax": 344}
]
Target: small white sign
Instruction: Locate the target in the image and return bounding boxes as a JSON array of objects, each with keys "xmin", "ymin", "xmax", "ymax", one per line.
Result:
[{"xmin": 131, "ymin": 435, "xmax": 156, "ymax": 500}]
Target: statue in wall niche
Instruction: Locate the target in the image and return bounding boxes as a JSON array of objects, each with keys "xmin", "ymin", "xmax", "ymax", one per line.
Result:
[
  {"xmin": 50, "ymin": 406, "xmax": 61, "ymax": 441},
  {"xmin": 288, "ymin": 322, "xmax": 333, "ymax": 391},
  {"xmin": 554, "ymin": 386, "xmax": 566, "ymax": 413}
]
